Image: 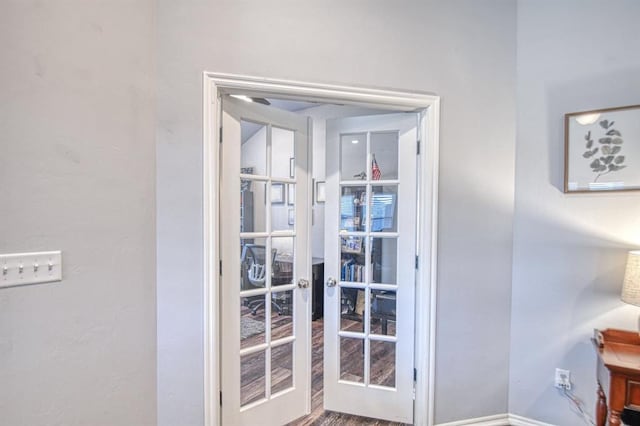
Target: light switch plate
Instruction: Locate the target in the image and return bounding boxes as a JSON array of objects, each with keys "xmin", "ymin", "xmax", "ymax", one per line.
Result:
[{"xmin": 0, "ymin": 251, "xmax": 62, "ymax": 289}]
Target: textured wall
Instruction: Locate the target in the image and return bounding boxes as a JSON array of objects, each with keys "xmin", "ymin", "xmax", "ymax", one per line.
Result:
[
  {"xmin": 0, "ymin": 1, "xmax": 157, "ymax": 425},
  {"xmin": 510, "ymin": 1, "xmax": 640, "ymax": 424},
  {"xmin": 157, "ymin": 1, "xmax": 516, "ymax": 424}
]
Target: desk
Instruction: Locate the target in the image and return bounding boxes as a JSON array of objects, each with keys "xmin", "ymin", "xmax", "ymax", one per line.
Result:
[
  {"xmin": 273, "ymin": 255, "xmax": 323, "ymax": 320},
  {"xmin": 311, "ymin": 258, "xmax": 324, "ymax": 320},
  {"xmin": 593, "ymin": 328, "xmax": 640, "ymax": 425}
]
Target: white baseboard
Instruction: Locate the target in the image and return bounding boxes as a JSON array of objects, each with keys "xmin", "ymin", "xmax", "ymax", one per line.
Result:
[
  {"xmin": 436, "ymin": 414, "xmax": 510, "ymax": 426},
  {"xmin": 508, "ymin": 414, "xmax": 555, "ymax": 426},
  {"xmin": 435, "ymin": 413, "xmax": 556, "ymax": 426}
]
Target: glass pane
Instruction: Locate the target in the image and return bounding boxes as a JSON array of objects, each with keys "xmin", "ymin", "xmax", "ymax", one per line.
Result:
[
  {"xmin": 241, "ymin": 350, "xmax": 266, "ymax": 407},
  {"xmin": 240, "ymin": 296, "xmax": 266, "ymax": 350},
  {"xmin": 341, "ymin": 287, "xmax": 365, "ymax": 332},
  {"xmin": 340, "ymin": 236, "xmax": 366, "ymax": 283},
  {"xmin": 370, "ymin": 131, "xmax": 399, "ymax": 180},
  {"xmin": 271, "ymin": 289, "xmax": 293, "ymax": 340},
  {"xmin": 370, "ymin": 340, "xmax": 396, "ymax": 388},
  {"xmin": 241, "ymin": 238, "xmax": 268, "ymax": 291},
  {"xmin": 369, "ymin": 185, "xmax": 398, "ymax": 232},
  {"xmin": 341, "ymin": 133, "xmax": 367, "ymax": 181},
  {"xmin": 370, "ymin": 290, "xmax": 396, "ymax": 336},
  {"xmin": 287, "ymin": 184, "xmax": 295, "ymax": 207},
  {"xmin": 271, "ymin": 342, "xmax": 294, "ymax": 395},
  {"xmin": 340, "ymin": 186, "xmax": 367, "ymax": 232},
  {"xmin": 370, "ymin": 237, "xmax": 397, "ymax": 284},
  {"xmin": 240, "ymin": 180, "xmax": 266, "ymax": 233},
  {"xmin": 272, "ymin": 237, "xmax": 294, "ymax": 286},
  {"xmin": 272, "ymin": 127, "xmax": 294, "ymax": 179},
  {"xmin": 340, "ymin": 337, "xmax": 364, "ymax": 383},
  {"xmin": 241, "ymin": 120, "xmax": 267, "ymax": 175},
  {"xmin": 270, "ymin": 184, "xmax": 288, "ymax": 232}
]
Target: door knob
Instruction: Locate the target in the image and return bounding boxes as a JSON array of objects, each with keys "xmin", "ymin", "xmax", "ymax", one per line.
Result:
[
  {"xmin": 297, "ymin": 278, "xmax": 310, "ymax": 289},
  {"xmin": 326, "ymin": 277, "xmax": 337, "ymax": 287}
]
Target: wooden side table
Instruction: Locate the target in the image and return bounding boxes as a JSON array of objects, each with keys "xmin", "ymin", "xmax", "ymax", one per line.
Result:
[{"xmin": 593, "ymin": 329, "xmax": 640, "ymax": 425}]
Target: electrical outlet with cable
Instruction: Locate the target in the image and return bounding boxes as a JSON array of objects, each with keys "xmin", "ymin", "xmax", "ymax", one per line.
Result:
[{"xmin": 555, "ymin": 368, "xmax": 571, "ymax": 390}]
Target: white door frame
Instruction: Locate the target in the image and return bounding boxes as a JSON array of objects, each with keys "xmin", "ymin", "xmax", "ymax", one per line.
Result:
[{"xmin": 203, "ymin": 72, "xmax": 440, "ymax": 426}]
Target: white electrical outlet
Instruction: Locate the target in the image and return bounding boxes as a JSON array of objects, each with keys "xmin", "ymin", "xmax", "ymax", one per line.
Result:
[
  {"xmin": 555, "ymin": 368, "xmax": 571, "ymax": 390},
  {"xmin": 0, "ymin": 251, "xmax": 62, "ymax": 289}
]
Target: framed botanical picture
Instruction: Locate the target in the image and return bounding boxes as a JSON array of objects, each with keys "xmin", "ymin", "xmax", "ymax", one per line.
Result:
[
  {"xmin": 271, "ymin": 183, "xmax": 285, "ymax": 204},
  {"xmin": 565, "ymin": 105, "xmax": 640, "ymax": 192},
  {"xmin": 287, "ymin": 184, "xmax": 295, "ymax": 205},
  {"xmin": 315, "ymin": 180, "xmax": 326, "ymax": 203}
]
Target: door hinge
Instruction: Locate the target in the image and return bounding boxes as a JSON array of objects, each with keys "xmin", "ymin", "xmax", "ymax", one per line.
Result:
[
  {"xmin": 219, "ymin": 127, "xmax": 223, "ymax": 143},
  {"xmin": 413, "ymin": 368, "xmax": 417, "ymax": 381},
  {"xmin": 417, "ymin": 140, "xmax": 421, "ymax": 155},
  {"xmin": 415, "ymin": 255, "xmax": 419, "ymax": 269},
  {"xmin": 220, "ymin": 391, "xmax": 222, "ymax": 406},
  {"xmin": 219, "ymin": 260, "xmax": 222, "ymax": 275}
]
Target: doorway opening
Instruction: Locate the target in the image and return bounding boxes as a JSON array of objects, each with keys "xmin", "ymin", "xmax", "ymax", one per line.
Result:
[{"xmin": 203, "ymin": 74, "xmax": 440, "ymax": 426}]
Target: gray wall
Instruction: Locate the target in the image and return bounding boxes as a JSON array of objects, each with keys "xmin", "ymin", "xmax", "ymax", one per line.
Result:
[
  {"xmin": 157, "ymin": 1, "xmax": 516, "ymax": 424},
  {"xmin": 0, "ymin": 1, "xmax": 157, "ymax": 425},
  {"xmin": 510, "ymin": 1, "xmax": 640, "ymax": 424}
]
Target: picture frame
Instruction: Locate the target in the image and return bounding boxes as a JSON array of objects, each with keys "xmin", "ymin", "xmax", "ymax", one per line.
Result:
[
  {"xmin": 565, "ymin": 104, "xmax": 640, "ymax": 193},
  {"xmin": 289, "ymin": 157, "xmax": 295, "ymax": 178},
  {"xmin": 271, "ymin": 183, "xmax": 285, "ymax": 204},
  {"xmin": 287, "ymin": 184, "xmax": 295, "ymax": 206},
  {"xmin": 288, "ymin": 208, "xmax": 295, "ymax": 226},
  {"xmin": 315, "ymin": 180, "xmax": 326, "ymax": 204}
]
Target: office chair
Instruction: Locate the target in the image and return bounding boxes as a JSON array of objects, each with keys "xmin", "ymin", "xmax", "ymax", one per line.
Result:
[{"xmin": 241, "ymin": 244, "xmax": 288, "ymax": 315}]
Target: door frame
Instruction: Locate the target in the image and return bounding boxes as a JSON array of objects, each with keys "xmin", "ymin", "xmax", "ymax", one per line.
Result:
[{"xmin": 203, "ymin": 72, "xmax": 440, "ymax": 426}]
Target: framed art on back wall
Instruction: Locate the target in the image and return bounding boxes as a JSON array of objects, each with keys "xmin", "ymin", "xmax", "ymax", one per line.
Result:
[{"xmin": 565, "ymin": 104, "xmax": 640, "ymax": 193}]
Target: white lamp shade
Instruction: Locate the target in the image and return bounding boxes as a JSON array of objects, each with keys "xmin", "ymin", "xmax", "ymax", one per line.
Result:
[{"xmin": 622, "ymin": 251, "xmax": 640, "ymax": 307}]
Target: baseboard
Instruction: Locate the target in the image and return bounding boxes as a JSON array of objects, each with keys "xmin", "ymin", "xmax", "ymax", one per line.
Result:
[
  {"xmin": 436, "ymin": 414, "xmax": 510, "ymax": 426},
  {"xmin": 508, "ymin": 414, "xmax": 555, "ymax": 426},
  {"xmin": 435, "ymin": 413, "xmax": 555, "ymax": 426}
]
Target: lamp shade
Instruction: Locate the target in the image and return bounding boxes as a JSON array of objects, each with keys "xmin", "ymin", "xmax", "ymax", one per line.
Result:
[{"xmin": 621, "ymin": 251, "xmax": 640, "ymax": 307}]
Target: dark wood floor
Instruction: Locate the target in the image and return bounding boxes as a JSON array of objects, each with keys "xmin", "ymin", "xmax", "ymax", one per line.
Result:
[
  {"xmin": 287, "ymin": 319, "xmax": 405, "ymax": 426},
  {"xmin": 240, "ymin": 302, "xmax": 405, "ymax": 425}
]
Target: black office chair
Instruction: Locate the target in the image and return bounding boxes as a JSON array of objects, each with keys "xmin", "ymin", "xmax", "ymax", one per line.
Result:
[{"xmin": 241, "ymin": 244, "xmax": 287, "ymax": 315}]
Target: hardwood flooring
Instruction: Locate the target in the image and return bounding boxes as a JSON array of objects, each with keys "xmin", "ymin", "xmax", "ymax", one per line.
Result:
[
  {"xmin": 287, "ymin": 319, "xmax": 405, "ymax": 426},
  {"xmin": 240, "ymin": 302, "xmax": 406, "ymax": 425}
]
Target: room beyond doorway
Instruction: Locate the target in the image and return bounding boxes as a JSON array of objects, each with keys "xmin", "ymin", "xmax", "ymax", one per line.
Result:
[{"xmin": 203, "ymin": 73, "xmax": 440, "ymax": 426}]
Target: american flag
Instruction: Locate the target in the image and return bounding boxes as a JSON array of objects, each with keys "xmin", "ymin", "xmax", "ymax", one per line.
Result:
[{"xmin": 371, "ymin": 154, "xmax": 381, "ymax": 180}]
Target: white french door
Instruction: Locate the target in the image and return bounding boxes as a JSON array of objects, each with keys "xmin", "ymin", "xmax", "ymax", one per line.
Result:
[
  {"xmin": 220, "ymin": 96, "xmax": 311, "ymax": 426},
  {"xmin": 324, "ymin": 113, "xmax": 419, "ymax": 424}
]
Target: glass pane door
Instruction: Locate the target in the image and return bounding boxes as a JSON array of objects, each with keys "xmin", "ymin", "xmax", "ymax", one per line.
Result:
[
  {"xmin": 221, "ymin": 96, "xmax": 310, "ymax": 426},
  {"xmin": 324, "ymin": 113, "xmax": 418, "ymax": 424}
]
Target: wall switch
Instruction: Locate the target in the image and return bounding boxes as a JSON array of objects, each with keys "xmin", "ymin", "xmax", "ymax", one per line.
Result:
[
  {"xmin": 555, "ymin": 368, "xmax": 571, "ymax": 390},
  {"xmin": 0, "ymin": 251, "xmax": 62, "ymax": 289}
]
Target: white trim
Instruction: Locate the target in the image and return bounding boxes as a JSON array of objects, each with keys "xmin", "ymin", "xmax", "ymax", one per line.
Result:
[
  {"xmin": 508, "ymin": 413, "xmax": 557, "ymax": 426},
  {"xmin": 204, "ymin": 72, "xmax": 437, "ymax": 111},
  {"xmin": 202, "ymin": 72, "xmax": 440, "ymax": 426},
  {"xmin": 436, "ymin": 414, "xmax": 510, "ymax": 426},
  {"xmin": 415, "ymin": 92, "xmax": 441, "ymax": 426},
  {"xmin": 435, "ymin": 414, "xmax": 556, "ymax": 426},
  {"xmin": 202, "ymin": 73, "xmax": 220, "ymax": 426}
]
